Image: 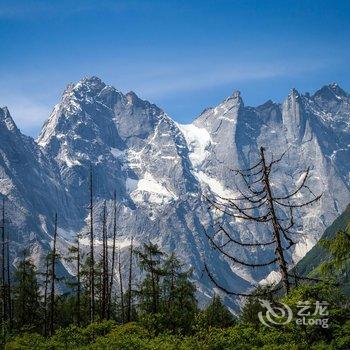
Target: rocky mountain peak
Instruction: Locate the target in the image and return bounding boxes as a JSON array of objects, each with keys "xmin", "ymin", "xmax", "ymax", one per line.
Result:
[
  {"xmin": 223, "ymin": 89, "xmax": 243, "ymax": 106},
  {"xmin": 0, "ymin": 106, "xmax": 19, "ymax": 134},
  {"xmin": 312, "ymin": 83, "xmax": 347, "ymax": 101},
  {"xmin": 289, "ymin": 88, "xmax": 301, "ymax": 100},
  {"xmin": 75, "ymin": 76, "xmax": 106, "ymax": 90}
]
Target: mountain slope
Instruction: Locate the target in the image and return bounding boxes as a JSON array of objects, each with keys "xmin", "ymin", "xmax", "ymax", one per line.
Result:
[{"xmin": 295, "ymin": 203, "xmax": 350, "ymax": 278}]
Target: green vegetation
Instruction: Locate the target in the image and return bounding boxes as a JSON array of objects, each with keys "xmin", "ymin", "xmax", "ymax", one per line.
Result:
[
  {"xmin": 295, "ymin": 205, "xmax": 350, "ymax": 277},
  {"xmin": 2, "ymin": 204, "xmax": 350, "ymax": 348},
  {"xmin": 4, "ymin": 282, "xmax": 350, "ymax": 349},
  {"xmin": 295, "ymin": 204, "xmax": 350, "ymax": 293},
  {"xmin": 3, "ymin": 237, "xmax": 350, "ymax": 349}
]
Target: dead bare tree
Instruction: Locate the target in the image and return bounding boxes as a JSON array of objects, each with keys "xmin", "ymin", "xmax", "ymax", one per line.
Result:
[
  {"xmin": 100, "ymin": 201, "xmax": 108, "ymax": 320},
  {"xmin": 88, "ymin": 165, "xmax": 95, "ymax": 323},
  {"xmin": 204, "ymin": 146, "xmax": 322, "ymax": 295},
  {"xmin": 126, "ymin": 236, "xmax": 133, "ymax": 322},
  {"xmin": 1, "ymin": 198, "xmax": 6, "ymax": 327},
  {"xmin": 118, "ymin": 247, "xmax": 125, "ymax": 323},
  {"xmin": 108, "ymin": 190, "xmax": 117, "ymax": 319},
  {"xmin": 5, "ymin": 214, "xmax": 12, "ymax": 328},
  {"xmin": 49, "ymin": 213, "xmax": 58, "ymax": 336},
  {"xmin": 0, "ymin": 197, "xmax": 12, "ymax": 330},
  {"xmin": 43, "ymin": 255, "xmax": 50, "ymax": 337}
]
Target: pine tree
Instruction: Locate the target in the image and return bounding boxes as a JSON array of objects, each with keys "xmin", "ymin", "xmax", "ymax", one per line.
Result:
[
  {"xmin": 137, "ymin": 243, "xmax": 164, "ymax": 315},
  {"xmin": 13, "ymin": 250, "xmax": 41, "ymax": 331},
  {"xmin": 240, "ymin": 285, "xmax": 275, "ymax": 326},
  {"xmin": 320, "ymin": 228, "xmax": 350, "ymax": 281},
  {"xmin": 161, "ymin": 253, "xmax": 197, "ymax": 333},
  {"xmin": 201, "ymin": 295, "xmax": 234, "ymax": 328}
]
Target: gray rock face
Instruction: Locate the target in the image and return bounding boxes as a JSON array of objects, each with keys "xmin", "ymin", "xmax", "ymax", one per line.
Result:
[{"xmin": 1, "ymin": 77, "xmax": 349, "ymax": 309}]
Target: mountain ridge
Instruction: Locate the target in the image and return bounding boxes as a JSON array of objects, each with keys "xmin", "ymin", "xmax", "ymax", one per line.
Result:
[{"xmin": 1, "ymin": 77, "xmax": 350, "ymax": 309}]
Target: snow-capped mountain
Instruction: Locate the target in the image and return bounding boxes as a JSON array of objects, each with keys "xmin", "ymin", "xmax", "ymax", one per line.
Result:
[{"xmin": 1, "ymin": 77, "xmax": 349, "ymax": 308}]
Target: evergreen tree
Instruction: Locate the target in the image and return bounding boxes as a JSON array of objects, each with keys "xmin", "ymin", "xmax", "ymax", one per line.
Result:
[
  {"xmin": 161, "ymin": 253, "xmax": 197, "ymax": 333},
  {"xmin": 137, "ymin": 243, "xmax": 165, "ymax": 315},
  {"xmin": 320, "ymin": 228, "xmax": 350, "ymax": 281},
  {"xmin": 12, "ymin": 250, "xmax": 41, "ymax": 331},
  {"xmin": 200, "ymin": 295, "xmax": 234, "ymax": 329},
  {"xmin": 240, "ymin": 285, "xmax": 275, "ymax": 326}
]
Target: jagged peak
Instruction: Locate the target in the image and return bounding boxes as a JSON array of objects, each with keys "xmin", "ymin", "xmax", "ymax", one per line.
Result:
[
  {"xmin": 224, "ymin": 89, "xmax": 242, "ymax": 102},
  {"xmin": 289, "ymin": 88, "xmax": 301, "ymax": 98},
  {"xmin": 70, "ymin": 76, "xmax": 106, "ymax": 93},
  {"xmin": 217, "ymin": 89, "xmax": 244, "ymax": 110},
  {"xmin": 0, "ymin": 106, "xmax": 19, "ymax": 133},
  {"xmin": 312, "ymin": 83, "xmax": 347, "ymax": 100},
  {"xmin": 0, "ymin": 106, "xmax": 10, "ymax": 117},
  {"xmin": 231, "ymin": 90, "xmax": 241, "ymax": 99},
  {"xmin": 126, "ymin": 90, "xmax": 139, "ymax": 102},
  {"xmin": 255, "ymin": 99, "xmax": 279, "ymax": 112},
  {"xmin": 125, "ymin": 91, "xmax": 163, "ymax": 113},
  {"xmin": 78, "ymin": 75, "xmax": 105, "ymax": 87}
]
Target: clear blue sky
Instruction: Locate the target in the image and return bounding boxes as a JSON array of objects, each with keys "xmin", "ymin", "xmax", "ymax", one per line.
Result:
[{"xmin": 0, "ymin": 0, "xmax": 349, "ymax": 136}]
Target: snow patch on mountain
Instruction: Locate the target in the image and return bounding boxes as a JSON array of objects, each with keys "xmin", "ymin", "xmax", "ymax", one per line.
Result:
[
  {"xmin": 127, "ymin": 172, "xmax": 177, "ymax": 204},
  {"xmin": 196, "ymin": 171, "xmax": 235, "ymax": 198},
  {"xmin": 260, "ymin": 271, "xmax": 282, "ymax": 286},
  {"xmin": 177, "ymin": 123, "xmax": 212, "ymax": 169}
]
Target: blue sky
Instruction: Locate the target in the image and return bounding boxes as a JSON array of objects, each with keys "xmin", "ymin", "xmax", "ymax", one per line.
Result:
[{"xmin": 0, "ymin": 0, "xmax": 349, "ymax": 136}]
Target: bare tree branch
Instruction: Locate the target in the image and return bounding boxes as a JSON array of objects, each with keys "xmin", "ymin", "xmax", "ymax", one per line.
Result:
[
  {"xmin": 203, "ymin": 263, "xmax": 283, "ymax": 297},
  {"xmin": 203, "ymin": 228, "xmax": 278, "ymax": 267},
  {"xmin": 218, "ymin": 225, "xmax": 276, "ymax": 247}
]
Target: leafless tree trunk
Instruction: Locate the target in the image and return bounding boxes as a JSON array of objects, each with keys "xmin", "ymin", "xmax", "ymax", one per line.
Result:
[
  {"xmin": 118, "ymin": 248, "xmax": 125, "ymax": 323},
  {"xmin": 76, "ymin": 235, "xmax": 81, "ymax": 326},
  {"xmin": 1, "ymin": 198, "xmax": 6, "ymax": 337},
  {"xmin": 260, "ymin": 147, "xmax": 290, "ymax": 293},
  {"xmin": 204, "ymin": 146, "xmax": 322, "ymax": 296},
  {"xmin": 101, "ymin": 201, "xmax": 108, "ymax": 319},
  {"xmin": 43, "ymin": 256, "xmax": 50, "ymax": 337},
  {"xmin": 1, "ymin": 198, "xmax": 6, "ymax": 327},
  {"xmin": 127, "ymin": 236, "xmax": 133, "ymax": 322},
  {"xmin": 49, "ymin": 213, "xmax": 58, "ymax": 336},
  {"xmin": 108, "ymin": 191, "xmax": 117, "ymax": 319},
  {"xmin": 89, "ymin": 165, "xmax": 95, "ymax": 323},
  {"xmin": 5, "ymin": 222, "xmax": 12, "ymax": 328}
]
